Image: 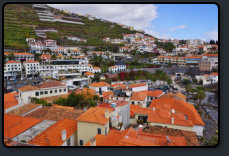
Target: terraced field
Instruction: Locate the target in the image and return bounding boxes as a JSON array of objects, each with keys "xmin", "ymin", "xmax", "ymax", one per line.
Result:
[{"xmin": 4, "ymin": 4, "xmax": 153, "ymax": 50}]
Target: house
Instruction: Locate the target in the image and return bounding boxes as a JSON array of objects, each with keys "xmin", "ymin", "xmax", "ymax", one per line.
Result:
[
  {"xmin": 4, "ymin": 60, "xmax": 22, "ymax": 78},
  {"xmin": 89, "ymin": 81, "xmax": 110, "ymax": 95},
  {"xmin": 128, "ymin": 83, "xmax": 148, "ymax": 92},
  {"xmin": 45, "ymin": 39, "xmax": 58, "ymax": 51},
  {"xmin": 144, "ymin": 90, "xmax": 165, "ymax": 106},
  {"xmin": 93, "ymin": 67, "xmax": 101, "ymax": 73},
  {"xmin": 84, "ymin": 72, "xmax": 94, "ymax": 79},
  {"xmin": 4, "ymin": 53, "xmax": 34, "ymax": 62},
  {"xmin": 84, "ymin": 126, "xmax": 187, "ymax": 146},
  {"xmin": 130, "ymin": 91, "xmax": 148, "ymax": 108},
  {"xmin": 23, "ymin": 60, "xmax": 40, "ymax": 77},
  {"xmin": 28, "ymin": 119, "xmax": 77, "ymax": 146},
  {"xmin": 4, "ymin": 114, "xmax": 43, "ymax": 145},
  {"xmin": 108, "ymin": 66, "xmax": 118, "ymax": 73},
  {"xmin": 4, "ymin": 92, "xmax": 20, "ymax": 113},
  {"xmin": 186, "ymin": 56, "xmax": 202, "ymax": 64},
  {"xmin": 77, "ymin": 107, "xmax": 113, "ymax": 146},
  {"xmin": 18, "ymin": 80, "xmax": 68, "ymax": 104},
  {"xmin": 195, "ymin": 73, "xmax": 218, "ymax": 85},
  {"xmin": 39, "ymin": 54, "xmax": 51, "ymax": 63},
  {"xmin": 119, "ymin": 47, "xmax": 132, "ymax": 53},
  {"xmin": 99, "ymin": 100, "xmax": 130, "ymax": 129},
  {"xmin": 209, "ymin": 72, "xmax": 218, "ymax": 83},
  {"xmin": 148, "ymin": 97, "xmax": 205, "ymax": 136}
]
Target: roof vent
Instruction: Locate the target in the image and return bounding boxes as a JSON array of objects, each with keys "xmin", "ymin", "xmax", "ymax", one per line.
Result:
[
  {"xmin": 171, "ymin": 109, "xmax": 175, "ymax": 113},
  {"xmin": 152, "ymin": 107, "xmax": 155, "ymax": 111},
  {"xmin": 61, "ymin": 130, "xmax": 66, "ymax": 141},
  {"xmin": 171, "ymin": 118, "xmax": 174, "ymax": 124}
]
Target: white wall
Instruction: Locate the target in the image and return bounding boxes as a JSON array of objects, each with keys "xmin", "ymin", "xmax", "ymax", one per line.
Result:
[{"xmin": 193, "ymin": 125, "xmax": 204, "ymax": 136}]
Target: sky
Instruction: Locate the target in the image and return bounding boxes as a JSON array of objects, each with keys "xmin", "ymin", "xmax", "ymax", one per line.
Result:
[{"xmin": 48, "ymin": 4, "xmax": 218, "ymax": 41}]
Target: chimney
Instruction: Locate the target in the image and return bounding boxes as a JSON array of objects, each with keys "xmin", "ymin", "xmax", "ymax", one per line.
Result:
[
  {"xmin": 105, "ymin": 109, "xmax": 110, "ymax": 119},
  {"xmin": 171, "ymin": 118, "xmax": 174, "ymax": 124},
  {"xmin": 152, "ymin": 107, "xmax": 155, "ymax": 111},
  {"xmin": 61, "ymin": 130, "xmax": 66, "ymax": 141},
  {"xmin": 138, "ymin": 124, "xmax": 143, "ymax": 135},
  {"xmin": 171, "ymin": 109, "xmax": 175, "ymax": 114},
  {"xmin": 90, "ymin": 137, "xmax": 96, "ymax": 146}
]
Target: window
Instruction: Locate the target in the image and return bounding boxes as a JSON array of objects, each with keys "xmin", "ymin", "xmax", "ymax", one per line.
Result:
[
  {"xmin": 59, "ymin": 89, "xmax": 62, "ymax": 92},
  {"xmin": 132, "ymin": 102, "xmax": 134, "ymax": 104},
  {"xmin": 35, "ymin": 92, "xmax": 39, "ymax": 96},
  {"xmin": 55, "ymin": 90, "xmax": 57, "ymax": 93},
  {"xmin": 184, "ymin": 115, "xmax": 188, "ymax": 120},
  {"xmin": 50, "ymin": 90, "xmax": 53, "ymax": 94},
  {"xmin": 80, "ymin": 140, "xmax": 83, "ymax": 146},
  {"xmin": 64, "ymin": 89, "xmax": 66, "ymax": 92},
  {"xmin": 98, "ymin": 128, "xmax": 101, "ymax": 134},
  {"xmin": 45, "ymin": 91, "xmax": 48, "ymax": 94},
  {"xmin": 40, "ymin": 91, "xmax": 43, "ymax": 95}
]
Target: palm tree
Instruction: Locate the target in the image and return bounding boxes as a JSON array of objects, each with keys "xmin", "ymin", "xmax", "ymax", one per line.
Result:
[
  {"xmin": 196, "ymin": 88, "xmax": 206, "ymax": 107},
  {"xmin": 185, "ymin": 84, "xmax": 192, "ymax": 95}
]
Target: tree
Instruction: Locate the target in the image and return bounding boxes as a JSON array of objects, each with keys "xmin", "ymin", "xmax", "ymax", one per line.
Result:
[
  {"xmin": 195, "ymin": 88, "xmax": 206, "ymax": 106},
  {"xmin": 167, "ymin": 78, "xmax": 172, "ymax": 85},
  {"xmin": 185, "ymin": 84, "xmax": 192, "ymax": 94},
  {"xmin": 8, "ymin": 53, "xmax": 15, "ymax": 60}
]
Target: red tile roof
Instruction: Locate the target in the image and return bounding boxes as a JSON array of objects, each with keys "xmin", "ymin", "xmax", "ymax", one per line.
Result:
[
  {"xmin": 145, "ymin": 90, "xmax": 164, "ymax": 97},
  {"xmin": 18, "ymin": 85, "xmax": 39, "ymax": 92},
  {"xmin": 131, "ymin": 91, "xmax": 147, "ymax": 101},
  {"xmin": 4, "ymin": 92, "xmax": 19, "ymax": 110},
  {"xmin": 90, "ymin": 81, "xmax": 110, "ymax": 87},
  {"xmin": 24, "ymin": 60, "xmax": 39, "ymax": 63},
  {"xmin": 6, "ymin": 60, "xmax": 21, "ymax": 64},
  {"xmin": 128, "ymin": 83, "xmax": 147, "ymax": 88},
  {"xmin": 84, "ymin": 72, "xmax": 94, "ymax": 76},
  {"xmin": 111, "ymin": 83, "xmax": 124, "ymax": 88},
  {"xmin": 14, "ymin": 53, "xmax": 33, "ymax": 56},
  {"xmin": 150, "ymin": 97, "xmax": 204, "ymax": 126},
  {"xmin": 28, "ymin": 119, "xmax": 77, "ymax": 146},
  {"xmin": 210, "ymin": 72, "xmax": 218, "ymax": 76},
  {"xmin": 85, "ymin": 127, "xmax": 187, "ymax": 146},
  {"xmin": 202, "ymin": 54, "xmax": 218, "ymax": 57},
  {"xmin": 77, "ymin": 107, "xmax": 113, "ymax": 125},
  {"xmin": 4, "ymin": 114, "xmax": 42, "ymax": 139},
  {"xmin": 37, "ymin": 80, "xmax": 66, "ymax": 88}
]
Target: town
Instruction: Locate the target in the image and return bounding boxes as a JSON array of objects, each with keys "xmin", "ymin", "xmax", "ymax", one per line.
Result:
[{"xmin": 4, "ymin": 4, "xmax": 218, "ymax": 146}]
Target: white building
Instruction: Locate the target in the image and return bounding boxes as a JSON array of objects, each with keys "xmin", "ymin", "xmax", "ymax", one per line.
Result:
[
  {"xmin": 128, "ymin": 83, "xmax": 148, "ymax": 92},
  {"xmin": 18, "ymin": 80, "xmax": 68, "ymax": 104},
  {"xmin": 4, "ymin": 60, "xmax": 22, "ymax": 78},
  {"xmin": 23, "ymin": 60, "xmax": 40, "ymax": 76},
  {"xmin": 89, "ymin": 81, "xmax": 111, "ymax": 95}
]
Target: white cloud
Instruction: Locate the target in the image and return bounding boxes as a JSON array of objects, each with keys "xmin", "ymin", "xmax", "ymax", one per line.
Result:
[
  {"xmin": 204, "ymin": 30, "xmax": 218, "ymax": 41},
  {"xmin": 48, "ymin": 4, "xmax": 158, "ymax": 30},
  {"xmin": 145, "ymin": 29, "xmax": 172, "ymax": 39},
  {"xmin": 169, "ymin": 25, "xmax": 187, "ymax": 31}
]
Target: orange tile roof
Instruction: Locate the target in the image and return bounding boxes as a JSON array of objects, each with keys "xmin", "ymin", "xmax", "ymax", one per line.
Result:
[
  {"xmin": 186, "ymin": 56, "xmax": 202, "ymax": 59},
  {"xmin": 210, "ymin": 72, "xmax": 218, "ymax": 76},
  {"xmin": 90, "ymin": 81, "xmax": 110, "ymax": 87},
  {"xmin": 6, "ymin": 60, "xmax": 21, "ymax": 64},
  {"xmin": 102, "ymin": 91, "xmax": 114, "ymax": 99},
  {"xmin": 128, "ymin": 83, "xmax": 147, "ymax": 88},
  {"xmin": 111, "ymin": 83, "xmax": 124, "ymax": 88},
  {"xmin": 4, "ymin": 52, "xmax": 10, "ymax": 55},
  {"xmin": 37, "ymin": 80, "xmax": 66, "ymax": 88},
  {"xmin": 93, "ymin": 67, "xmax": 101, "ymax": 69},
  {"xmin": 28, "ymin": 119, "xmax": 77, "ymax": 146},
  {"xmin": 14, "ymin": 53, "xmax": 33, "ymax": 56},
  {"xmin": 110, "ymin": 66, "xmax": 117, "ymax": 68},
  {"xmin": 150, "ymin": 97, "xmax": 204, "ymax": 126},
  {"xmin": 24, "ymin": 60, "xmax": 39, "ymax": 63},
  {"xmin": 77, "ymin": 107, "xmax": 113, "ymax": 125},
  {"xmin": 4, "ymin": 114, "xmax": 42, "ymax": 139},
  {"xmin": 85, "ymin": 127, "xmax": 187, "ymax": 146},
  {"xmin": 202, "ymin": 54, "xmax": 218, "ymax": 57},
  {"xmin": 4, "ymin": 92, "xmax": 19, "ymax": 110},
  {"xmin": 18, "ymin": 85, "xmax": 39, "ymax": 92},
  {"xmin": 40, "ymin": 54, "xmax": 51, "ymax": 58},
  {"xmin": 160, "ymin": 92, "xmax": 186, "ymax": 102},
  {"xmin": 84, "ymin": 72, "xmax": 94, "ymax": 76},
  {"xmin": 131, "ymin": 91, "xmax": 147, "ymax": 101},
  {"xmin": 145, "ymin": 90, "xmax": 164, "ymax": 97}
]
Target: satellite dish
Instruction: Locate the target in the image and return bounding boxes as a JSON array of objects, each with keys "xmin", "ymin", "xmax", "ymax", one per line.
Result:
[{"xmin": 126, "ymin": 91, "xmax": 131, "ymax": 96}]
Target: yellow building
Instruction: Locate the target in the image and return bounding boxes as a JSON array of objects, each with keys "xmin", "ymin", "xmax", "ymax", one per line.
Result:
[{"xmin": 77, "ymin": 107, "xmax": 113, "ymax": 146}]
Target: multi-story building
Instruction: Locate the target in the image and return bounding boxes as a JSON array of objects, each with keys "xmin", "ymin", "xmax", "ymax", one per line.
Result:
[
  {"xmin": 4, "ymin": 60, "xmax": 22, "ymax": 78},
  {"xmin": 39, "ymin": 60, "xmax": 89, "ymax": 78},
  {"xmin": 4, "ymin": 53, "xmax": 34, "ymax": 62},
  {"xmin": 89, "ymin": 81, "xmax": 110, "ymax": 95},
  {"xmin": 185, "ymin": 56, "xmax": 202, "ymax": 64},
  {"xmin": 77, "ymin": 107, "xmax": 112, "ymax": 146},
  {"xmin": 23, "ymin": 60, "xmax": 40, "ymax": 77}
]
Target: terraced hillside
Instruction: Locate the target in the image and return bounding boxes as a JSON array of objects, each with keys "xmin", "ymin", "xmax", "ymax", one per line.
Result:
[{"xmin": 4, "ymin": 4, "xmax": 147, "ymax": 50}]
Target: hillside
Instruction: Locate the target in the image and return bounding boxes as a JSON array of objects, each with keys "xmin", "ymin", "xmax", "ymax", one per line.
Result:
[{"xmin": 4, "ymin": 4, "xmax": 149, "ymax": 51}]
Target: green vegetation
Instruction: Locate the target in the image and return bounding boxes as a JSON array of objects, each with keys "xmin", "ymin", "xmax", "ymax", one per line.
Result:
[
  {"xmin": 155, "ymin": 40, "xmax": 175, "ymax": 52},
  {"xmin": 53, "ymin": 92, "xmax": 99, "ymax": 108},
  {"xmin": 4, "ymin": 4, "xmax": 155, "ymax": 50},
  {"xmin": 117, "ymin": 70, "xmax": 171, "ymax": 83},
  {"xmin": 31, "ymin": 97, "xmax": 52, "ymax": 107}
]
